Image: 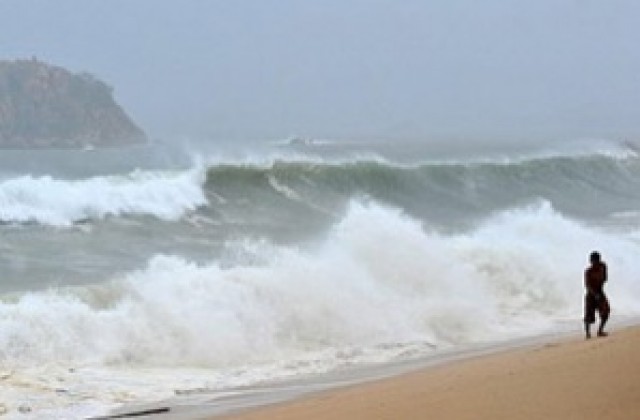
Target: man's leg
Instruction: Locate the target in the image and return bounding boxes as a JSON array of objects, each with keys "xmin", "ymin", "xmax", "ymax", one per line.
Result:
[
  {"xmin": 598, "ymin": 313, "xmax": 609, "ymax": 337},
  {"xmin": 584, "ymin": 295, "xmax": 595, "ymax": 339},
  {"xmin": 597, "ymin": 298, "xmax": 610, "ymax": 337}
]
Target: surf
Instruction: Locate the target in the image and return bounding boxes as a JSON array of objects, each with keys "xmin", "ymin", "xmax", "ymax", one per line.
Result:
[{"xmin": 0, "ymin": 166, "xmax": 207, "ymax": 226}]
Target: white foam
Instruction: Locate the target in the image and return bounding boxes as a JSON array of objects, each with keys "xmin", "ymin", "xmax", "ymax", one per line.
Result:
[
  {"xmin": 0, "ymin": 165, "xmax": 207, "ymax": 226},
  {"xmin": 1, "ymin": 199, "xmax": 639, "ymax": 416}
]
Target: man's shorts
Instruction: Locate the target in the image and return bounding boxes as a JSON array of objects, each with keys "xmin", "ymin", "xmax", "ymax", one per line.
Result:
[{"xmin": 584, "ymin": 293, "xmax": 610, "ymax": 324}]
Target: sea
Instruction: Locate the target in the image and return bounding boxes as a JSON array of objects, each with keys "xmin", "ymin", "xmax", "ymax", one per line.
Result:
[{"xmin": 1, "ymin": 137, "xmax": 640, "ymax": 418}]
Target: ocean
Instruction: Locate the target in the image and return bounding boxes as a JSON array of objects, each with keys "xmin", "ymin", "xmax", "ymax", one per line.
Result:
[{"xmin": 1, "ymin": 138, "xmax": 640, "ymax": 418}]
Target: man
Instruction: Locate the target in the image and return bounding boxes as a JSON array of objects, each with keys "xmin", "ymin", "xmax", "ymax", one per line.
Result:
[{"xmin": 583, "ymin": 251, "xmax": 610, "ymax": 339}]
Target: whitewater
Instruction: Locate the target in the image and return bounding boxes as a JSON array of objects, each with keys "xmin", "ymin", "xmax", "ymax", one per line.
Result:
[{"xmin": 1, "ymin": 139, "xmax": 640, "ymax": 418}]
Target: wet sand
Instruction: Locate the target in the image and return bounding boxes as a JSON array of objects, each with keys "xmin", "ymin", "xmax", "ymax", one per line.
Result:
[{"xmin": 215, "ymin": 326, "xmax": 640, "ymax": 420}]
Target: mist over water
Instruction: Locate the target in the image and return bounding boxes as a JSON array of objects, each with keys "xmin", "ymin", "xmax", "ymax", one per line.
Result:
[{"xmin": 1, "ymin": 138, "xmax": 640, "ymax": 418}]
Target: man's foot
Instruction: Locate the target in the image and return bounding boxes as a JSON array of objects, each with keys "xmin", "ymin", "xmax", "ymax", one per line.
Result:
[
  {"xmin": 586, "ymin": 332, "xmax": 591, "ymax": 340},
  {"xmin": 597, "ymin": 331, "xmax": 608, "ymax": 337}
]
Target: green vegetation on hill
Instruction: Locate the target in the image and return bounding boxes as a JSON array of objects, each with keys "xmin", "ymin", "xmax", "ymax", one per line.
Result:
[{"xmin": 0, "ymin": 58, "xmax": 146, "ymax": 148}]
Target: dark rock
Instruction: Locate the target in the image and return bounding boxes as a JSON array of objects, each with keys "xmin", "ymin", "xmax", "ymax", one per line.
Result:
[{"xmin": 0, "ymin": 58, "xmax": 146, "ymax": 148}]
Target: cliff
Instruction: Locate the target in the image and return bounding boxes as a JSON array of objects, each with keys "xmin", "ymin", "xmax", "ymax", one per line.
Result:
[{"xmin": 0, "ymin": 59, "xmax": 146, "ymax": 148}]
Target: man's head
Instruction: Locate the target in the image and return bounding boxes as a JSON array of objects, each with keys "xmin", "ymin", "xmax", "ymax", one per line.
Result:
[{"xmin": 590, "ymin": 251, "xmax": 601, "ymax": 264}]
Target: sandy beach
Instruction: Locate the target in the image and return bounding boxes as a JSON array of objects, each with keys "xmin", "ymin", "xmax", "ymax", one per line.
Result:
[{"xmin": 214, "ymin": 326, "xmax": 640, "ymax": 420}]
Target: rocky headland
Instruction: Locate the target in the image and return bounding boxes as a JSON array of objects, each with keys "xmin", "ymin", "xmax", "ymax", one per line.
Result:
[{"xmin": 0, "ymin": 59, "xmax": 146, "ymax": 148}]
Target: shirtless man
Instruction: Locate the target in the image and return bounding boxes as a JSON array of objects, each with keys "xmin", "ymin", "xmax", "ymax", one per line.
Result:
[{"xmin": 584, "ymin": 251, "xmax": 610, "ymax": 339}]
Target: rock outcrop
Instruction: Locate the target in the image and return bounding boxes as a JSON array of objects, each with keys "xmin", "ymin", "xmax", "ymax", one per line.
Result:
[{"xmin": 0, "ymin": 58, "xmax": 146, "ymax": 148}]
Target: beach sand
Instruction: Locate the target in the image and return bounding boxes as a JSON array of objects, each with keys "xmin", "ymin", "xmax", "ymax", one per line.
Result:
[{"xmin": 215, "ymin": 326, "xmax": 640, "ymax": 420}]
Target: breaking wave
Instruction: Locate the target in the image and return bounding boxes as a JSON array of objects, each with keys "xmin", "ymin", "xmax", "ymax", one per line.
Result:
[
  {"xmin": 0, "ymin": 167, "xmax": 207, "ymax": 226},
  {"xmin": 2, "ymin": 201, "xmax": 639, "ymax": 369}
]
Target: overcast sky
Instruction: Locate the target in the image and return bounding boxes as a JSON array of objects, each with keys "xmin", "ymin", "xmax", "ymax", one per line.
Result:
[{"xmin": 1, "ymin": 1, "xmax": 639, "ymax": 143}]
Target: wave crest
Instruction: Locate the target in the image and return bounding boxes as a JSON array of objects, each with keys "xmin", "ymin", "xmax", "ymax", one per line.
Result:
[{"xmin": 0, "ymin": 167, "xmax": 207, "ymax": 226}]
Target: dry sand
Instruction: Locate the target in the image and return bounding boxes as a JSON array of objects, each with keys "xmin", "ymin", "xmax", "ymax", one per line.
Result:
[{"xmin": 216, "ymin": 326, "xmax": 640, "ymax": 420}]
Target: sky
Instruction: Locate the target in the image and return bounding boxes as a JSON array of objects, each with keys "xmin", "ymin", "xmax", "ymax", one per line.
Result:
[{"xmin": 1, "ymin": 0, "xmax": 639, "ymax": 144}]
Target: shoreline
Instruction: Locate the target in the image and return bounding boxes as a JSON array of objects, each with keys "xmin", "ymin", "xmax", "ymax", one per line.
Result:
[
  {"xmin": 210, "ymin": 325, "xmax": 640, "ymax": 420},
  {"xmin": 95, "ymin": 320, "xmax": 639, "ymax": 420}
]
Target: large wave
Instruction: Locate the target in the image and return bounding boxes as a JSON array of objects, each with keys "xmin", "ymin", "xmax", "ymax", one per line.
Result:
[
  {"xmin": 2, "ymin": 200, "xmax": 639, "ymax": 369},
  {"xmin": 202, "ymin": 152, "xmax": 640, "ymax": 230},
  {"xmin": 2, "ymin": 149, "xmax": 639, "ymax": 229},
  {"xmin": 0, "ymin": 166, "xmax": 207, "ymax": 226}
]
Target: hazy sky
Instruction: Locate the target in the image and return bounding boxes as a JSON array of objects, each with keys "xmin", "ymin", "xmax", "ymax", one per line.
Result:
[{"xmin": 1, "ymin": 1, "xmax": 639, "ymax": 143}]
